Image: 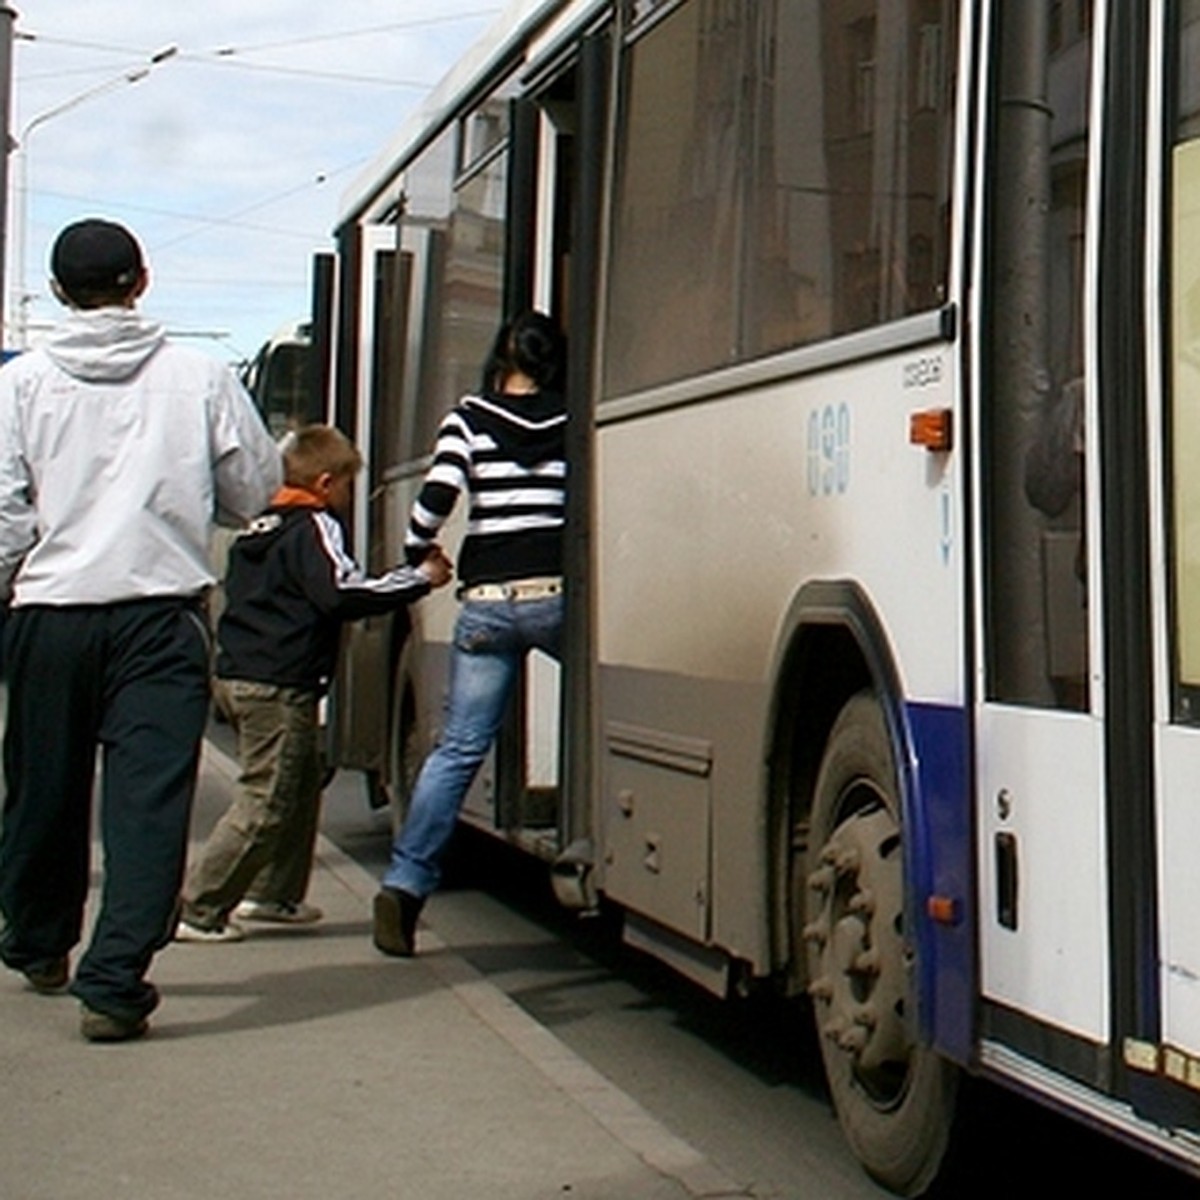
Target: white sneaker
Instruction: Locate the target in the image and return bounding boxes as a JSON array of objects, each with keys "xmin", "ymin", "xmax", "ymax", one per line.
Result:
[
  {"xmin": 233, "ymin": 899, "xmax": 323, "ymax": 925},
  {"xmin": 174, "ymin": 919, "xmax": 245, "ymax": 943}
]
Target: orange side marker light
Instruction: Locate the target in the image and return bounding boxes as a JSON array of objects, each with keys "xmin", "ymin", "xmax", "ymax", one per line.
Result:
[
  {"xmin": 909, "ymin": 408, "xmax": 953, "ymax": 452},
  {"xmin": 927, "ymin": 895, "xmax": 960, "ymax": 926}
]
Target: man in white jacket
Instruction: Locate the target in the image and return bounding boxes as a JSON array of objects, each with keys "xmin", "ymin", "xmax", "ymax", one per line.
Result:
[{"xmin": 0, "ymin": 218, "xmax": 282, "ymax": 1041}]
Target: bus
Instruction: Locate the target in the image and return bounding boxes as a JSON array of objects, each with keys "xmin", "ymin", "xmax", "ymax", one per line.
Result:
[
  {"xmin": 319, "ymin": 1, "xmax": 1200, "ymax": 1192},
  {"xmin": 239, "ymin": 319, "xmax": 321, "ymax": 437}
]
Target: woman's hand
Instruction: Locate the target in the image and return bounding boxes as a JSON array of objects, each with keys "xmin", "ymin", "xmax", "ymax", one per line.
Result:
[{"xmin": 419, "ymin": 545, "xmax": 454, "ymax": 589}]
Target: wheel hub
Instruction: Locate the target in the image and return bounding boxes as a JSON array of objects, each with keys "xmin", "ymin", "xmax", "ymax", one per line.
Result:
[{"xmin": 806, "ymin": 795, "xmax": 912, "ymax": 1103}]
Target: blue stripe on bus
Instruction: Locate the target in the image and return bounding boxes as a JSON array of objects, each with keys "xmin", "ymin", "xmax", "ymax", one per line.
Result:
[{"xmin": 903, "ymin": 701, "xmax": 974, "ymax": 1066}]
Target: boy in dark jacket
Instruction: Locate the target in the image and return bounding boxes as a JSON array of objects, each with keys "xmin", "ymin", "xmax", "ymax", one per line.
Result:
[{"xmin": 177, "ymin": 425, "xmax": 451, "ymax": 942}]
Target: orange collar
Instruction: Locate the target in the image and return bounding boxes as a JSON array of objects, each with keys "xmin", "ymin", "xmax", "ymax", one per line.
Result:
[{"xmin": 271, "ymin": 484, "xmax": 326, "ymax": 510}]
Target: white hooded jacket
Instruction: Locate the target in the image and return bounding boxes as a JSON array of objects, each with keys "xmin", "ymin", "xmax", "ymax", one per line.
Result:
[{"xmin": 0, "ymin": 307, "xmax": 282, "ymax": 605}]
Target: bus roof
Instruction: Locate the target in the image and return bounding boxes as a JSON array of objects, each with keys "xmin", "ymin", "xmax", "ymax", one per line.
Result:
[{"xmin": 336, "ymin": 0, "xmax": 566, "ymax": 231}]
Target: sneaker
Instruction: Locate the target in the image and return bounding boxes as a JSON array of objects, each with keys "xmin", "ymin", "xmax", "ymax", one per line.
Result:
[
  {"xmin": 174, "ymin": 918, "xmax": 245, "ymax": 943},
  {"xmin": 80, "ymin": 1004, "xmax": 148, "ymax": 1043},
  {"xmin": 22, "ymin": 956, "xmax": 69, "ymax": 993},
  {"xmin": 233, "ymin": 899, "xmax": 323, "ymax": 925},
  {"xmin": 372, "ymin": 887, "xmax": 423, "ymax": 958}
]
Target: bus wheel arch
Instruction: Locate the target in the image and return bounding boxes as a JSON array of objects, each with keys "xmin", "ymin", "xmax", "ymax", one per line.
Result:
[
  {"xmin": 768, "ymin": 619, "xmax": 870, "ymax": 987},
  {"xmin": 382, "ymin": 617, "xmax": 422, "ymax": 837},
  {"xmin": 767, "ymin": 585, "xmax": 956, "ymax": 1195},
  {"xmin": 767, "ymin": 582, "xmax": 885, "ymax": 986}
]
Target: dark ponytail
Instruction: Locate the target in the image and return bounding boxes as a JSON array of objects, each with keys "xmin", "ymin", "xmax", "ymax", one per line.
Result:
[{"xmin": 482, "ymin": 310, "xmax": 566, "ymax": 393}]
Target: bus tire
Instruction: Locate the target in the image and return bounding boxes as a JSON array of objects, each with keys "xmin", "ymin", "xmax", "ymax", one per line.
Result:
[{"xmin": 800, "ymin": 690, "xmax": 956, "ymax": 1197}]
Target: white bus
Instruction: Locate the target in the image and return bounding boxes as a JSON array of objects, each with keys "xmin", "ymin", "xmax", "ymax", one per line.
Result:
[
  {"xmin": 322, "ymin": 1, "xmax": 1200, "ymax": 1192},
  {"xmin": 238, "ymin": 319, "xmax": 319, "ymax": 437}
]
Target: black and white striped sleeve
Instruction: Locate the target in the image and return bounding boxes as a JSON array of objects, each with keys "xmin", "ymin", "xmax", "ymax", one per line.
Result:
[
  {"xmin": 304, "ymin": 510, "xmax": 431, "ymax": 618},
  {"xmin": 405, "ymin": 409, "xmax": 470, "ymax": 563}
]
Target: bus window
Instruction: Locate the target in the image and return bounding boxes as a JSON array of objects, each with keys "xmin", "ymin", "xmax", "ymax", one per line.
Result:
[
  {"xmin": 983, "ymin": 1, "xmax": 1092, "ymax": 711},
  {"xmin": 396, "ymin": 117, "xmax": 508, "ymax": 466},
  {"xmin": 394, "ymin": 127, "xmax": 456, "ymax": 469},
  {"xmin": 434, "ymin": 151, "xmax": 508, "ymax": 409},
  {"xmin": 367, "ymin": 245, "xmax": 407, "ymax": 573},
  {"xmin": 604, "ymin": 1, "xmax": 959, "ymax": 398}
]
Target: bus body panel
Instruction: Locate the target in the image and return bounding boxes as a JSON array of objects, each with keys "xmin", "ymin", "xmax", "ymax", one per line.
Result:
[
  {"xmin": 975, "ymin": 706, "xmax": 1109, "ymax": 1042},
  {"xmin": 596, "ymin": 341, "xmax": 964, "ymax": 968},
  {"xmin": 596, "ymin": 348, "xmax": 962, "ymax": 699}
]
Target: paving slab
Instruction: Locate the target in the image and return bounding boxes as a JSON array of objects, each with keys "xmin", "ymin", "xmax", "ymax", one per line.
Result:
[{"xmin": 0, "ymin": 739, "xmax": 748, "ymax": 1200}]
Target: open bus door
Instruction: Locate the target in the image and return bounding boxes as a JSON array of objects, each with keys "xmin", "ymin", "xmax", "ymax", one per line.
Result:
[
  {"xmin": 328, "ymin": 40, "xmax": 603, "ymax": 848},
  {"xmin": 326, "ymin": 224, "xmax": 405, "ymax": 791},
  {"xmin": 487, "ymin": 34, "xmax": 606, "ymax": 892}
]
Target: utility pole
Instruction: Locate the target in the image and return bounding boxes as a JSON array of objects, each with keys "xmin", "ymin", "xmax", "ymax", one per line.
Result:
[{"xmin": 0, "ymin": 7, "xmax": 16, "ymax": 353}]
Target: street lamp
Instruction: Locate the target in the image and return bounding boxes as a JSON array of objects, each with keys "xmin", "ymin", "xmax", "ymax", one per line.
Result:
[{"xmin": 9, "ymin": 43, "xmax": 177, "ymax": 347}]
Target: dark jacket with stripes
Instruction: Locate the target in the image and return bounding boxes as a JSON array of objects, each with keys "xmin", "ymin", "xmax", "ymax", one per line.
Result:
[
  {"xmin": 217, "ymin": 494, "xmax": 430, "ymax": 693},
  {"xmin": 405, "ymin": 390, "xmax": 567, "ymax": 587}
]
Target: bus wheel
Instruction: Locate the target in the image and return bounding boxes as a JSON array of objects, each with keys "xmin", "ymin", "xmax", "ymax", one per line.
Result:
[{"xmin": 799, "ymin": 691, "xmax": 955, "ymax": 1197}]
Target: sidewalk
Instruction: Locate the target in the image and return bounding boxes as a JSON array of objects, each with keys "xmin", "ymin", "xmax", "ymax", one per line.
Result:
[{"xmin": 0, "ymin": 740, "xmax": 747, "ymax": 1200}]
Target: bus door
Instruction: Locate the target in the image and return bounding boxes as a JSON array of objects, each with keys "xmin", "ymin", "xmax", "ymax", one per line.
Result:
[
  {"xmin": 978, "ymin": 2, "xmax": 1200, "ymax": 1126},
  {"xmin": 1153, "ymin": 0, "xmax": 1200, "ymax": 1110},
  {"xmin": 495, "ymin": 35, "xmax": 605, "ymax": 868},
  {"xmin": 331, "ymin": 222, "xmax": 404, "ymax": 777},
  {"xmin": 974, "ymin": 2, "xmax": 1112, "ymax": 1067},
  {"xmin": 486, "ymin": 79, "xmax": 575, "ymax": 838}
]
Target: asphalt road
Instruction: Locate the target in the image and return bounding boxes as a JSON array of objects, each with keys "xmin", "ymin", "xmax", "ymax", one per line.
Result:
[{"xmin": 301, "ymin": 754, "xmax": 1197, "ymax": 1200}]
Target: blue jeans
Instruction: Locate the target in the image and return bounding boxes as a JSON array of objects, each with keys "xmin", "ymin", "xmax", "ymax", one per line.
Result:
[{"xmin": 383, "ymin": 594, "xmax": 563, "ymax": 899}]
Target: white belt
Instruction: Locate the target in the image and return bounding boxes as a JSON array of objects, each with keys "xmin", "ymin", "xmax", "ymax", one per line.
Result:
[{"xmin": 460, "ymin": 576, "xmax": 563, "ymax": 602}]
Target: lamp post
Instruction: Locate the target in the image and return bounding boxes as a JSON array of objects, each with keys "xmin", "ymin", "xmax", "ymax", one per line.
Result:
[
  {"xmin": 9, "ymin": 43, "xmax": 177, "ymax": 348},
  {"xmin": 0, "ymin": 6, "xmax": 15, "ymax": 354}
]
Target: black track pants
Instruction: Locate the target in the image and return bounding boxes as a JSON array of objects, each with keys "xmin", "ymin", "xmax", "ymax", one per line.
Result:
[{"xmin": 0, "ymin": 599, "xmax": 210, "ymax": 1020}]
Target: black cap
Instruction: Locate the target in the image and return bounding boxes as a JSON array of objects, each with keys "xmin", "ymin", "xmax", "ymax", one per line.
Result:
[{"xmin": 50, "ymin": 219, "xmax": 144, "ymax": 297}]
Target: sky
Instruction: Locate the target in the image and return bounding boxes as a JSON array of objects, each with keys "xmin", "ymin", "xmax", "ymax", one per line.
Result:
[{"xmin": 5, "ymin": 2, "xmax": 505, "ymax": 364}]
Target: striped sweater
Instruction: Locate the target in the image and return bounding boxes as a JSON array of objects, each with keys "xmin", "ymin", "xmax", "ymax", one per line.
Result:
[{"xmin": 406, "ymin": 390, "xmax": 567, "ymax": 587}]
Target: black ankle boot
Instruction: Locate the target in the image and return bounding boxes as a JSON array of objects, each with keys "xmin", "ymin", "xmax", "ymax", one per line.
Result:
[{"xmin": 373, "ymin": 887, "xmax": 424, "ymax": 957}]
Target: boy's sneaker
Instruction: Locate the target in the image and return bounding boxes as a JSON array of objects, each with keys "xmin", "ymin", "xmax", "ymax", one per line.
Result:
[
  {"xmin": 174, "ymin": 918, "xmax": 245, "ymax": 943},
  {"xmin": 233, "ymin": 899, "xmax": 323, "ymax": 925}
]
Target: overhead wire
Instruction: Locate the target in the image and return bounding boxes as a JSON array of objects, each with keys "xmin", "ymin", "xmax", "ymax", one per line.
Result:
[
  {"xmin": 32, "ymin": 185, "xmax": 325, "ymax": 244},
  {"xmin": 12, "ymin": 9, "xmax": 477, "ymax": 243},
  {"xmin": 30, "ymin": 151, "xmax": 373, "ymax": 253},
  {"xmin": 16, "ymin": 8, "xmax": 503, "ymax": 78},
  {"xmin": 12, "ymin": 7, "xmax": 503, "ymax": 348},
  {"xmin": 209, "ymin": 9, "xmax": 504, "ymax": 54}
]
